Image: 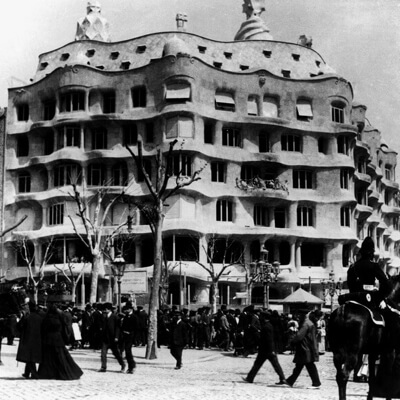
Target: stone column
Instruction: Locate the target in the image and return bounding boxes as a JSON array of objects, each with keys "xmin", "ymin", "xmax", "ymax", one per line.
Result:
[
  {"xmin": 288, "ymin": 203, "xmax": 297, "ymax": 229},
  {"xmin": 295, "ymin": 241, "xmax": 302, "ymax": 272}
]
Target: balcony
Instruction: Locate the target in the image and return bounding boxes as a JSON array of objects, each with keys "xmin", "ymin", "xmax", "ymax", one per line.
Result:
[
  {"xmin": 381, "ymin": 204, "xmax": 400, "ymax": 215},
  {"xmin": 354, "ymin": 204, "xmax": 373, "ymax": 219},
  {"xmin": 354, "ymin": 171, "xmax": 371, "ymax": 185},
  {"xmin": 235, "ymin": 177, "xmax": 289, "ymax": 194},
  {"xmin": 355, "ymin": 139, "xmax": 370, "ymax": 154}
]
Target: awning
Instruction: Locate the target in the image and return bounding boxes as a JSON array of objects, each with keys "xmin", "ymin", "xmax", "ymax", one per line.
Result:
[
  {"xmin": 215, "ymin": 92, "xmax": 235, "ymax": 105},
  {"xmin": 166, "ymin": 83, "xmax": 191, "ymax": 100},
  {"xmin": 296, "ymin": 102, "xmax": 313, "ymax": 117}
]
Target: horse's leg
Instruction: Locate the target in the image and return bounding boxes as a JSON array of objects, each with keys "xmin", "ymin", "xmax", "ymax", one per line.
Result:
[
  {"xmin": 367, "ymin": 354, "xmax": 379, "ymax": 400},
  {"xmin": 334, "ymin": 351, "xmax": 358, "ymax": 400}
]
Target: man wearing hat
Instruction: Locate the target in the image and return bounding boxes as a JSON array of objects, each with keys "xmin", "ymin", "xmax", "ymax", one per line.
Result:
[
  {"xmin": 243, "ymin": 311, "xmax": 288, "ymax": 385},
  {"xmin": 169, "ymin": 311, "xmax": 189, "ymax": 369},
  {"xmin": 98, "ymin": 303, "xmax": 126, "ymax": 373},
  {"xmin": 121, "ymin": 301, "xmax": 138, "ymax": 374},
  {"xmin": 347, "ymin": 237, "xmax": 391, "ymax": 300}
]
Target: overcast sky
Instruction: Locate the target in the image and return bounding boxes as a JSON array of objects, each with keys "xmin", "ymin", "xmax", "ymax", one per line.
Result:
[{"xmin": 1, "ymin": 0, "xmax": 399, "ymax": 155}]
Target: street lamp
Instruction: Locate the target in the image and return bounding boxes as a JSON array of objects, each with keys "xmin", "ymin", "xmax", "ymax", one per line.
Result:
[
  {"xmin": 111, "ymin": 253, "xmax": 126, "ymax": 313},
  {"xmin": 250, "ymin": 246, "xmax": 281, "ymax": 309},
  {"xmin": 321, "ymin": 271, "xmax": 343, "ymax": 312}
]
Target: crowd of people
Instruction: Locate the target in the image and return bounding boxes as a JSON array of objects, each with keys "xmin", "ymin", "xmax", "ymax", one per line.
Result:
[{"xmin": 13, "ymin": 297, "xmax": 329, "ymax": 386}]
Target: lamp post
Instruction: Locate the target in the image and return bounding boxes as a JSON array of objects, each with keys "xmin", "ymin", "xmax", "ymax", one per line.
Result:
[
  {"xmin": 111, "ymin": 253, "xmax": 126, "ymax": 313},
  {"xmin": 250, "ymin": 246, "xmax": 281, "ymax": 309},
  {"xmin": 321, "ymin": 271, "xmax": 343, "ymax": 312}
]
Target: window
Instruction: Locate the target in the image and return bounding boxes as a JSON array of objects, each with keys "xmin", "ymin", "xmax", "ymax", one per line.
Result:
[
  {"xmin": 165, "ymin": 83, "xmax": 191, "ymax": 102},
  {"xmin": 340, "ymin": 169, "xmax": 350, "ymax": 189},
  {"xmin": 282, "ymin": 70, "xmax": 291, "ymax": 78},
  {"xmin": 18, "ymin": 172, "xmax": 31, "ymax": 193},
  {"xmin": 263, "ymin": 97, "xmax": 278, "ymax": 118},
  {"xmin": 166, "ymin": 116, "xmax": 194, "ymax": 139},
  {"xmin": 44, "ymin": 132, "xmax": 54, "ymax": 155},
  {"xmin": 123, "ymin": 124, "xmax": 138, "ymax": 146},
  {"xmin": 331, "ymin": 102, "xmax": 345, "ymax": 123},
  {"xmin": 263, "ymin": 50, "xmax": 272, "ymax": 58},
  {"xmin": 318, "ymin": 137, "xmax": 328, "ymax": 154},
  {"xmin": 254, "ymin": 205, "xmax": 268, "ymax": 226},
  {"xmin": 121, "ymin": 61, "xmax": 131, "ymax": 70},
  {"xmin": 17, "ymin": 136, "xmax": 29, "ymax": 157},
  {"xmin": 259, "ymin": 131, "xmax": 270, "ymax": 153},
  {"xmin": 296, "ymin": 100, "xmax": 313, "ymax": 121},
  {"xmin": 340, "ymin": 206, "xmax": 351, "ymax": 227},
  {"xmin": 292, "ymin": 54, "xmax": 300, "ymax": 61},
  {"xmin": 102, "ymin": 92, "xmax": 116, "ymax": 113},
  {"xmin": 293, "ymin": 170, "xmax": 313, "ymax": 189},
  {"xmin": 356, "ymin": 189, "xmax": 367, "ymax": 205},
  {"xmin": 43, "ymin": 100, "xmax": 56, "ymax": 120},
  {"xmin": 385, "ymin": 165, "xmax": 392, "ymax": 180},
  {"xmin": 87, "ymin": 164, "xmax": 106, "ymax": 186},
  {"xmin": 110, "ymin": 51, "xmax": 120, "ymax": 59},
  {"xmin": 297, "ymin": 206, "xmax": 314, "ymax": 226},
  {"xmin": 247, "ymin": 96, "xmax": 258, "ymax": 116},
  {"xmin": 60, "ymin": 91, "xmax": 85, "ymax": 112},
  {"xmin": 92, "ymin": 127, "xmax": 107, "ymax": 150},
  {"xmin": 48, "ymin": 204, "xmax": 64, "ymax": 226},
  {"xmin": 146, "ymin": 122, "xmax": 154, "ymax": 143},
  {"xmin": 198, "ymin": 46, "xmax": 207, "ymax": 54},
  {"xmin": 17, "ymin": 104, "xmax": 29, "ymax": 121},
  {"xmin": 357, "ymin": 157, "xmax": 367, "ymax": 174},
  {"xmin": 211, "ymin": 162, "xmax": 225, "ymax": 182},
  {"xmin": 138, "ymin": 159, "xmax": 152, "ymax": 182},
  {"xmin": 169, "ymin": 154, "xmax": 192, "ymax": 177},
  {"xmin": 274, "ymin": 208, "xmax": 286, "ymax": 228},
  {"xmin": 281, "ymin": 134, "xmax": 301, "ymax": 152},
  {"xmin": 60, "ymin": 53, "xmax": 70, "ymax": 61},
  {"xmin": 204, "ymin": 122, "xmax": 214, "ymax": 144},
  {"xmin": 224, "ymin": 52, "xmax": 232, "ymax": 59},
  {"xmin": 216, "ymin": 199, "xmax": 233, "ymax": 222},
  {"xmin": 53, "ymin": 164, "xmax": 82, "ymax": 187},
  {"xmin": 222, "ymin": 127, "xmax": 241, "ymax": 147},
  {"xmin": 213, "ymin": 62, "xmax": 222, "ymax": 69},
  {"xmin": 57, "ymin": 126, "xmax": 80, "ymax": 149},
  {"xmin": 301, "ymin": 243, "xmax": 324, "ymax": 266},
  {"xmin": 112, "ymin": 163, "xmax": 128, "ymax": 186},
  {"xmin": 215, "ymin": 91, "xmax": 235, "ymax": 112},
  {"xmin": 137, "ymin": 45, "xmax": 147, "ymax": 53},
  {"xmin": 131, "ymin": 86, "xmax": 146, "ymax": 108},
  {"xmin": 337, "ymin": 135, "xmax": 350, "ymax": 155},
  {"xmin": 86, "ymin": 49, "xmax": 95, "ymax": 57},
  {"xmin": 241, "ymin": 165, "xmax": 258, "ymax": 181}
]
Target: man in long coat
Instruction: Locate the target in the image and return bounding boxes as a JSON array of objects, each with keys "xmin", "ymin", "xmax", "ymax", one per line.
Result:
[
  {"xmin": 16, "ymin": 301, "xmax": 44, "ymax": 379},
  {"xmin": 169, "ymin": 311, "xmax": 188, "ymax": 369},
  {"xmin": 286, "ymin": 311, "xmax": 321, "ymax": 389}
]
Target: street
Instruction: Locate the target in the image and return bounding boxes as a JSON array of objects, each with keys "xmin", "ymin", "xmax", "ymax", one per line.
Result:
[{"xmin": 0, "ymin": 342, "xmax": 371, "ymax": 400}]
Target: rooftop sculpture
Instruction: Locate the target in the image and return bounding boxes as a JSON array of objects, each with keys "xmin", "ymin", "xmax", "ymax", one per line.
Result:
[
  {"xmin": 75, "ymin": 1, "xmax": 111, "ymax": 42},
  {"xmin": 234, "ymin": 0, "xmax": 272, "ymax": 41}
]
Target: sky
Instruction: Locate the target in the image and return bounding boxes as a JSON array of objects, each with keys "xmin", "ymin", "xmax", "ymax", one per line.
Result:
[{"xmin": 1, "ymin": 0, "xmax": 399, "ymax": 155}]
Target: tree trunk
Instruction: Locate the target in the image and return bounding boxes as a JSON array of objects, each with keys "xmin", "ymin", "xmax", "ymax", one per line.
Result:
[
  {"xmin": 34, "ymin": 286, "xmax": 38, "ymax": 304},
  {"xmin": 71, "ymin": 284, "xmax": 76, "ymax": 305},
  {"xmin": 145, "ymin": 206, "xmax": 163, "ymax": 360},
  {"xmin": 210, "ymin": 279, "xmax": 218, "ymax": 314},
  {"xmin": 89, "ymin": 253, "xmax": 101, "ymax": 304}
]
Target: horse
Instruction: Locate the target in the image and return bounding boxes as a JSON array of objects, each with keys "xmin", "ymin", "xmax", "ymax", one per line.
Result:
[
  {"xmin": 0, "ymin": 285, "xmax": 28, "ymax": 365},
  {"xmin": 329, "ymin": 275, "xmax": 400, "ymax": 400}
]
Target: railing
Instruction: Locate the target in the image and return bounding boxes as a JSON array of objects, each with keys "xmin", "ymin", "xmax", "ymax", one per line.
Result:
[{"xmin": 236, "ymin": 176, "xmax": 289, "ymax": 193}]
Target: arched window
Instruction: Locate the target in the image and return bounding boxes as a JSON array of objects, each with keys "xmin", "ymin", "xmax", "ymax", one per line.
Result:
[{"xmin": 331, "ymin": 101, "xmax": 345, "ymax": 123}]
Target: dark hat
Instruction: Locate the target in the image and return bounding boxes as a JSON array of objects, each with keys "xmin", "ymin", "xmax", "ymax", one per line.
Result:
[
  {"xmin": 124, "ymin": 301, "xmax": 133, "ymax": 310},
  {"xmin": 103, "ymin": 302, "xmax": 113, "ymax": 311},
  {"xmin": 360, "ymin": 237, "xmax": 375, "ymax": 255}
]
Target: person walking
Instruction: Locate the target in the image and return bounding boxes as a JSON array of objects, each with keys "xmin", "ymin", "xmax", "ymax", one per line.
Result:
[
  {"xmin": 16, "ymin": 301, "xmax": 44, "ymax": 379},
  {"xmin": 242, "ymin": 311, "xmax": 288, "ymax": 385},
  {"xmin": 286, "ymin": 310, "xmax": 321, "ymax": 389},
  {"xmin": 98, "ymin": 302, "xmax": 126, "ymax": 373},
  {"xmin": 169, "ymin": 311, "xmax": 188, "ymax": 370},
  {"xmin": 121, "ymin": 301, "xmax": 138, "ymax": 374},
  {"xmin": 37, "ymin": 303, "xmax": 83, "ymax": 380}
]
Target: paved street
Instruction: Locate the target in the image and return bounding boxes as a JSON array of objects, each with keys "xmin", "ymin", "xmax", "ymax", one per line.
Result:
[{"xmin": 0, "ymin": 342, "xmax": 369, "ymax": 400}]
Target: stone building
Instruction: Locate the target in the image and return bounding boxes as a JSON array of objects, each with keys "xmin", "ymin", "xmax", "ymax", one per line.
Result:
[{"xmin": 3, "ymin": 1, "xmax": 400, "ymax": 307}]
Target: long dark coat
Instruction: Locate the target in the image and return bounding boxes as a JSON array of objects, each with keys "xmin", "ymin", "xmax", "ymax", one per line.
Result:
[
  {"xmin": 291, "ymin": 316, "xmax": 319, "ymax": 364},
  {"xmin": 16, "ymin": 311, "xmax": 44, "ymax": 363}
]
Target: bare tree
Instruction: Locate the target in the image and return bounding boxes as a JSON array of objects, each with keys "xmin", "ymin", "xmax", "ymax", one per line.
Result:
[
  {"xmin": 68, "ymin": 182, "xmax": 127, "ymax": 304},
  {"xmin": 54, "ymin": 257, "xmax": 87, "ymax": 305},
  {"xmin": 14, "ymin": 236, "xmax": 54, "ymax": 303},
  {"xmin": 195, "ymin": 234, "xmax": 245, "ymax": 314},
  {"xmin": 126, "ymin": 140, "xmax": 204, "ymax": 359}
]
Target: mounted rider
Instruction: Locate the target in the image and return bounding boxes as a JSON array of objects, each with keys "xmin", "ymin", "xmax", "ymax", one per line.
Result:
[{"xmin": 347, "ymin": 237, "xmax": 391, "ymax": 305}]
